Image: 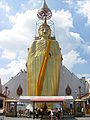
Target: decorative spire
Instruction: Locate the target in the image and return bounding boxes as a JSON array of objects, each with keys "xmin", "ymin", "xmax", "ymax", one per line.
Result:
[{"xmin": 37, "ymin": 0, "xmax": 52, "ymax": 20}]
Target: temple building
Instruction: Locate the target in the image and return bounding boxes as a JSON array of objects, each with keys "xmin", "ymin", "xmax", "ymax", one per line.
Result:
[
  {"xmin": 3, "ymin": 66, "xmax": 87, "ymax": 100},
  {"xmin": 2, "ymin": 0, "xmax": 88, "ymax": 103},
  {"xmin": 2, "ymin": 70, "xmax": 27, "ymax": 99}
]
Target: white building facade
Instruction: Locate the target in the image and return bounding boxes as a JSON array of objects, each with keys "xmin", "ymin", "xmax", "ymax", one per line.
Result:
[
  {"xmin": 3, "ymin": 70, "xmax": 27, "ymax": 99},
  {"xmin": 3, "ymin": 65, "xmax": 86, "ymax": 100},
  {"xmin": 58, "ymin": 65, "xmax": 86, "ymax": 99}
]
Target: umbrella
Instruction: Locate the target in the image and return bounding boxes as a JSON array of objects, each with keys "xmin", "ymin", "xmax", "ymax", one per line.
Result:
[{"xmin": 26, "ymin": 104, "xmax": 33, "ymax": 112}]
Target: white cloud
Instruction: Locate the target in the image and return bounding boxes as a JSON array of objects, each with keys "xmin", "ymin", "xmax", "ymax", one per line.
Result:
[
  {"xmin": 64, "ymin": 0, "xmax": 90, "ymax": 26},
  {"xmin": 77, "ymin": 0, "xmax": 90, "ymax": 25},
  {"xmin": 52, "ymin": 10, "xmax": 90, "ymax": 55},
  {"xmin": 0, "ymin": 9, "xmax": 38, "ymax": 84},
  {"xmin": 28, "ymin": 0, "xmax": 41, "ymax": 7},
  {"xmin": 63, "ymin": 0, "xmax": 73, "ymax": 5},
  {"xmin": 0, "ymin": 9, "xmax": 74, "ymax": 58},
  {"xmin": 21, "ymin": 0, "xmax": 41, "ymax": 11},
  {"xmin": 1, "ymin": 50, "xmax": 16, "ymax": 60},
  {"xmin": 52, "ymin": 9, "xmax": 73, "ymax": 28},
  {"xmin": 0, "ymin": 1, "xmax": 10, "ymax": 13},
  {"xmin": 0, "ymin": 58, "xmax": 26, "ymax": 84},
  {"xmin": 55, "ymin": 28, "xmax": 82, "ymax": 54},
  {"xmin": 0, "ymin": 9, "xmax": 38, "ymax": 53},
  {"xmin": 62, "ymin": 50, "xmax": 87, "ymax": 70},
  {"xmin": 83, "ymin": 44, "xmax": 90, "ymax": 54},
  {"xmin": 52, "ymin": 10, "xmax": 79, "ymax": 54}
]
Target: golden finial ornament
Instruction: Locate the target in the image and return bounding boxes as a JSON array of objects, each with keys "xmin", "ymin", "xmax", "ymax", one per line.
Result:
[{"xmin": 37, "ymin": 0, "xmax": 52, "ymax": 20}]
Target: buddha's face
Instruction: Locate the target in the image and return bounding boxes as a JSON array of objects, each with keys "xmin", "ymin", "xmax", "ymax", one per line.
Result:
[{"xmin": 39, "ymin": 24, "xmax": 51, "ymax": 39}]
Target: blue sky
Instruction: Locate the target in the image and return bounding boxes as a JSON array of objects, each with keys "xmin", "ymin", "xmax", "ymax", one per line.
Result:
[{"xmin": 0, "ymin": 0, "xmax": 90, "ymax": 84}]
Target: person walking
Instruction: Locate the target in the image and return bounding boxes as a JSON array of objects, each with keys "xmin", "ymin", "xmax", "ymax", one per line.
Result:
[
  {"xmin": 51, "ymin": 109, "xmax": 53, "ymax": 120},
  {"xmin": 81, "ymin": 107, "xmax": 84, "ymax": 117}
]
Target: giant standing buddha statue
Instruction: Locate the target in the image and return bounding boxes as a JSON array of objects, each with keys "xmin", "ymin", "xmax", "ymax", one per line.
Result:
[{"xmin": 27, "ymin": 0, "xmax": 62, "ymax": 97}]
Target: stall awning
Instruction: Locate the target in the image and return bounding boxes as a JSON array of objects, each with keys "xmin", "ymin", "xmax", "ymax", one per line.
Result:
[{"xmin": 20, "ymin": 96, "xmax": 73, "ymax": 103}]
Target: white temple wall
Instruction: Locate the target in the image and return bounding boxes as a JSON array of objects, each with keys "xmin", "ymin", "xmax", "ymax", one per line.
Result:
[
  {"xmin": 2, "ymin": 65, "xmax": 86, "ymax": 100},
  {"xmin": 58, "ymin": 65, "xmax": 86, "ymax": 99},
  {"xmin": 3, "ymin": 70, "xmax": 27, "ymax": 99}
]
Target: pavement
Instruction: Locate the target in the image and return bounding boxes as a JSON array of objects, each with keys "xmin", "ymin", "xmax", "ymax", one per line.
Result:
[{"xmin": 0, "ymin": 117, "xmax": 90, "ymax": 120}]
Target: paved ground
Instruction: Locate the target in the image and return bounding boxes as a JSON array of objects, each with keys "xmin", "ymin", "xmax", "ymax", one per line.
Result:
[
  {"xmin": 63, "ymin": 116, "xmax": 90, "ymax": 120},
  {"xmin": 0, "ymin": 117, "xmax": 90, "ymax": 120}
]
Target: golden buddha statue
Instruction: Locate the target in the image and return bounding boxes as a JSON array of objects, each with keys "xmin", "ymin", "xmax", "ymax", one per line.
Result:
[{"xmin": 27, "ymin": 0, "xmax": 62, "ymax": 98}]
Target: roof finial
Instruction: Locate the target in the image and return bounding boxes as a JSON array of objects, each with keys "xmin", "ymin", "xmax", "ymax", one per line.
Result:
[{"xmin": 37, "ymin": 0, "xmax": 52, "ymax": 20}]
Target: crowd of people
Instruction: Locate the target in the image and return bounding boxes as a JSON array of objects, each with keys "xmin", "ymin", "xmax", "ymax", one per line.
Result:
[
  {"xmin": 50, "ymin": 108, "xmax": 63, "ymax": 120},
  {"xmin": 24, "ymin": 103, "xmax": 63, "ymax": 120}
]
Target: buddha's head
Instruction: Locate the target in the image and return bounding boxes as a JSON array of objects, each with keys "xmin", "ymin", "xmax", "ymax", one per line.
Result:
[{"xmin": 38, "ymin": 17, "xmax": 51, "ymax": 39}]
